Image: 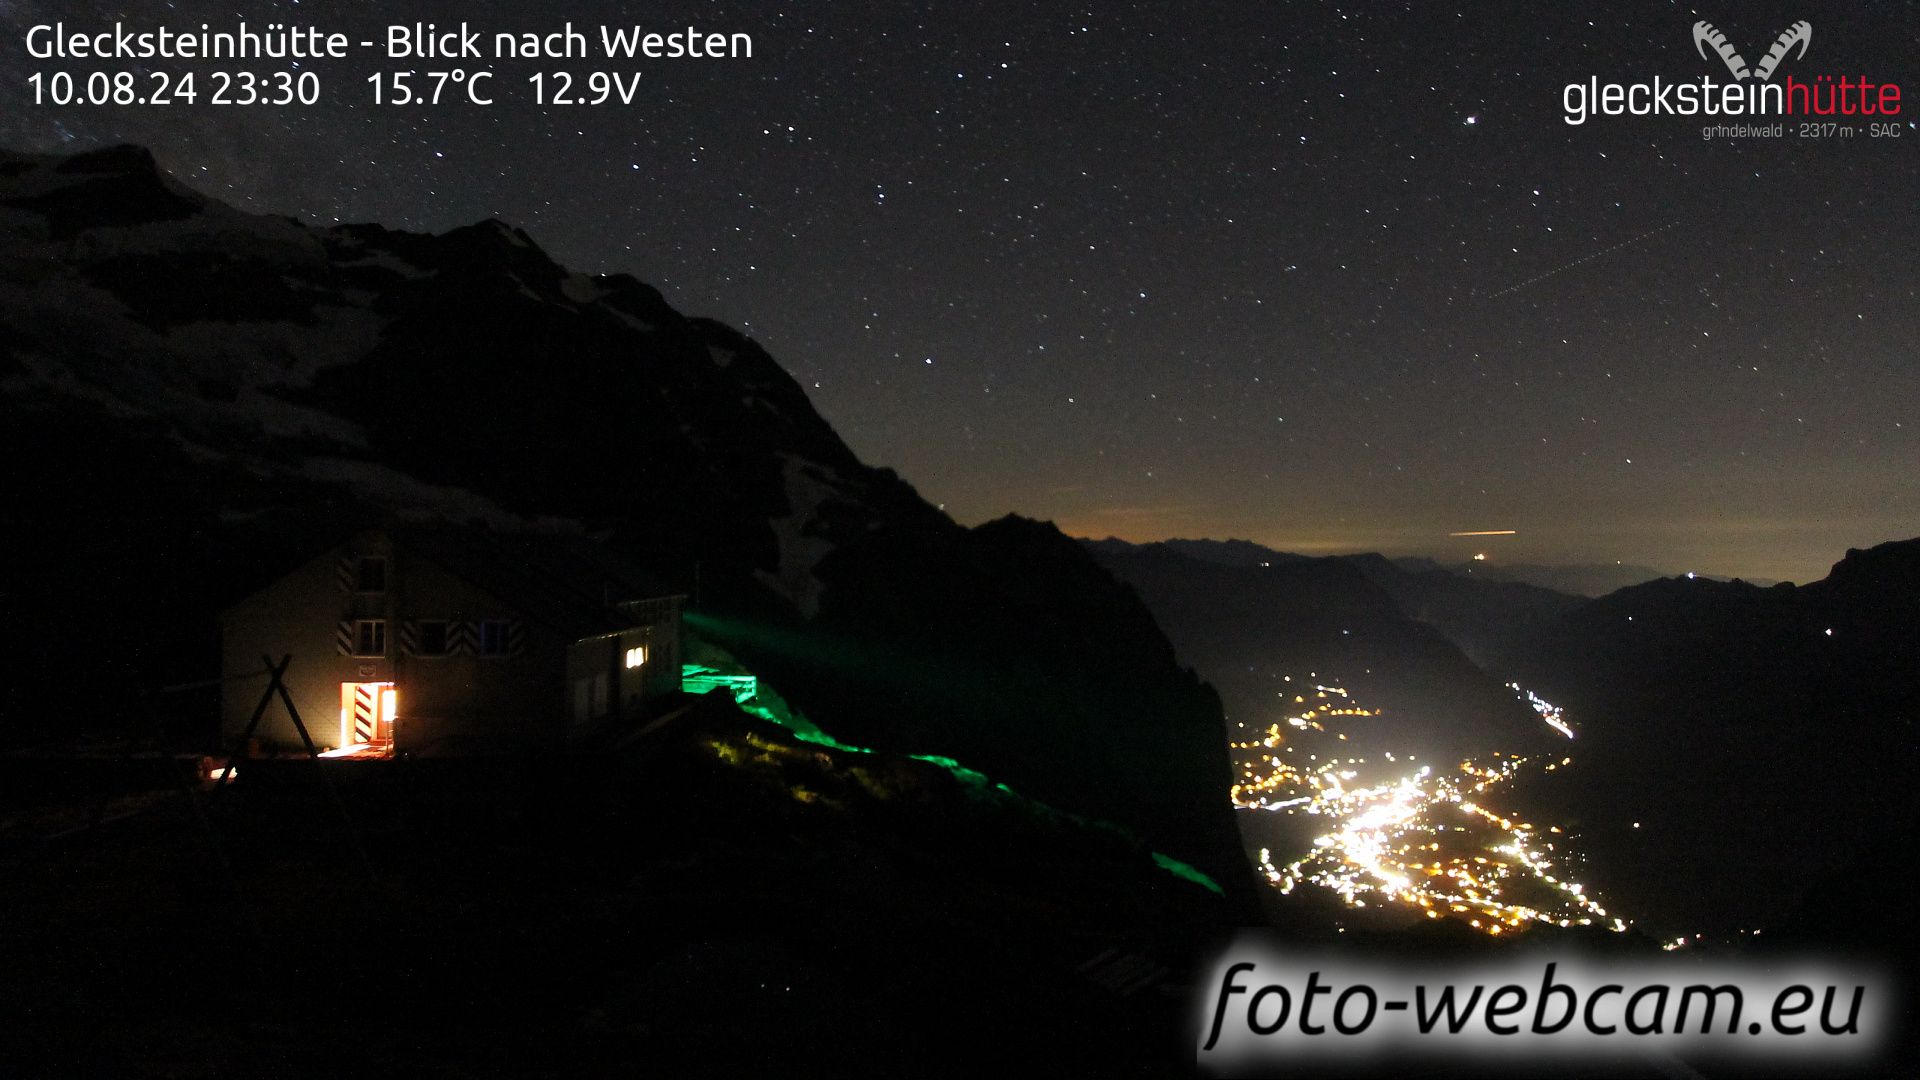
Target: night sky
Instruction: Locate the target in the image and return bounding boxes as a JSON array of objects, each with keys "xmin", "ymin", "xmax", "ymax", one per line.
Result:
[{"xmin": 4, "ymin": 1, "xmax": 1914, "ymax": 582}]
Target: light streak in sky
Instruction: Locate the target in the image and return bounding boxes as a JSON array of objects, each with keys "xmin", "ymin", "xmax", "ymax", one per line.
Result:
[
  {"xmin": 1230, "ymin": 678, "xmax": 1623, "ymax": 936},
  {"xmin": 1510, "ymin": 681, "xmax": 1575, "ymax": 740},
  {"xmin": 1448, "ymin": 529, "xmax": 1518, "ymax": 537},
  {"xmin": 1479, "ymin": 221, "xmax": 1680, "ymax": 301}
]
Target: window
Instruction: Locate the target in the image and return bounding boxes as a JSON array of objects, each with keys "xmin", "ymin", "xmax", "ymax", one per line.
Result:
[
  {"xmin": 624, "ymin": 645, "xmax": 648, "ymax": 669},
  {"xmin": 355, "ymin": 557, "xmax": 388, "ymax": 593},
  {"xmin": 413, "ymin": 620, "xmax": 449, "ymax": 657},
  {"xmin": 477, "ymin": 619, "xmax": 511, "ymax": 656},
  {"xmin": 351, "ymin": 619, "xmax": 386, "ymax": 657}
]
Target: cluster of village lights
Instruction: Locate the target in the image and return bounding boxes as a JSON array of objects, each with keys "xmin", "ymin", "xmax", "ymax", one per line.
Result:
[{"xmin": 1230, "ymin": 677, "xmax": 1624, "ymax": 936}]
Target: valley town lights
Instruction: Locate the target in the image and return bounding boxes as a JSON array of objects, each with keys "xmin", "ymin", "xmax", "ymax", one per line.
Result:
[{"xmin": 1231, "ymin": 679, "xmax": 1620, "ymax": 936}]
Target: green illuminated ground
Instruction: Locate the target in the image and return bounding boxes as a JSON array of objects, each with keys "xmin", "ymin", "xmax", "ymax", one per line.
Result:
[{"xmin": 681, "ymin": 662, "xmax": 1222, "ymax": 896}]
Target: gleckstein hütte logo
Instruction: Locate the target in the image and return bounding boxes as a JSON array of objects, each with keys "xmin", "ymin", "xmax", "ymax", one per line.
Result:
[
  {"xmin": 1692, "ymin": 20, "xmax": 1811, "ymax": 81},
  {"xmin": 1563, "ymin": 18, "xmax": 1903, "ymax": 125}
]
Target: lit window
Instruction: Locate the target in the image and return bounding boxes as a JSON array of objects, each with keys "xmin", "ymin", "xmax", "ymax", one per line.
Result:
[
  {"xmin": 355, "ymin": 557, "xmax": 388, "ymax": 593},
  {"xmin": 624, "ymin": 645, "xmax": 648, "ymax": 669},
  {"xmin": 352, "ymin": 619, "xmax": 386, "ymax": 657}
]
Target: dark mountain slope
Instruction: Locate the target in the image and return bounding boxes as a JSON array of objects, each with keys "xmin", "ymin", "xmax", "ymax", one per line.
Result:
[
  {"xmin": 1339, "ymin": 552, "xmax": 1585, "ymax": 670},
  {"xmin": 1085, "ymin": 540, "xmax": 1552, "ymax": 764},
  {"xmin": 0, "ymin": 694, "xmax": 1228, "ymax": 1076},
  {"xmin": 1418, "ymin": 558, "xmax": 1675, "ymax": 598},
  {"xmin": 1501, "ymin": 540, "xmax": 1920, "ymax": 935},
  {"xmin": 1084, "ymin": 537, "xmax": 1586, "ymax": 670},
  {"xmin": 0, "ymin": 144, "xmax": 1245, "ymax": 904},
  {"xmin": 1512, "ymin": 540, "xmax": 1920, "ymax": 730}
]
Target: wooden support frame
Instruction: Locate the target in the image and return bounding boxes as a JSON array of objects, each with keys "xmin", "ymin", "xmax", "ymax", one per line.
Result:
[{"xmin": 208, "ymin": 655, "xmax": 380, "ymax": 887}]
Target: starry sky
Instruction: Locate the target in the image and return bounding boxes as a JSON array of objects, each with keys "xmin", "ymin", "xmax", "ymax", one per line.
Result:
[{"xmin": 4, "ymin": 1, "xmax": 1915, "ymax": 582}]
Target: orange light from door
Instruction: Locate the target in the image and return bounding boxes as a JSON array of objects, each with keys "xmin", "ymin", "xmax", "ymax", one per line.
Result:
[{"xmin": 338, "ymin": 681, "xmax": 397, "ymax": 750}]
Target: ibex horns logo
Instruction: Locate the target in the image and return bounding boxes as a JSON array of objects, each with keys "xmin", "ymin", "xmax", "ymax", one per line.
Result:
[{"xmin": 1692, "ymin": 20, "xmax": 1812, "ymax": 81}]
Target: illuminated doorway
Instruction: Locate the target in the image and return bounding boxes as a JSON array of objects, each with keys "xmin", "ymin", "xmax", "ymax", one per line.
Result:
[{"xmin": 339, "ymin": 681, "xmax": 396, "ymax": 750}]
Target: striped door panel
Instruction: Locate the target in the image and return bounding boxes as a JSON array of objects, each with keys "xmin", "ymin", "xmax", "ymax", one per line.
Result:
[{"xmin": 351, "ymin": 683, "xmax": 378, "ymax": 744}]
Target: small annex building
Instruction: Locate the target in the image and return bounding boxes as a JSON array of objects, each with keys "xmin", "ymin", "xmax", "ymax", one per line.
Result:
[{"xmin": 220, "ymin": 526, "xmax": 683, "ymax": 756}]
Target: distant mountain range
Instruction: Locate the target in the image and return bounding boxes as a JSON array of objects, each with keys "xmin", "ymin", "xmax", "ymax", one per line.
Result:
[
  {"xmin": 1499, "ymin": 539, "xmax": 1920, "ymax": 934},
  {"xmin": 1082, "ymin": 538, "xmax": 1555, "ymax": 761},
  {"xmin": 1085, "ymin": 533, "xmax": 1920, "ymax": 939},
  {"xmin": 1086, "ymin": 537, "xmax": 1586, "ymax": 671},
  {"xmin": 1103, "ymin": 537, "xmax": 1774, "ymax": 597},
  {"xmin": 1411, "ymin": 557, "xmax": 1778, "ymax": 597}
]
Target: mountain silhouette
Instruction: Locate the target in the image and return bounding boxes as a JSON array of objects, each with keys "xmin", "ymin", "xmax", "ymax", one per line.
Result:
[
  {"xmin": 0, "ymin": 143, "xmax": 1248, "ymax": 910},
  {"xmin": 1499, "ymin": 539, "xmax": 1920, "ymax": 934}
]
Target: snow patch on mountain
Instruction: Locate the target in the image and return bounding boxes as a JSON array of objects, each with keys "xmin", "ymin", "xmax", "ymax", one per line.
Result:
[
  {"xmin": 559, "ymin": 273, "xmax": 607, "ymax": 306},
  {"xmin": 163, "ymin": 305, "xmax": 391, "ymax": 387},
  {"xmin": 758, "ymin": 452, "xmax": 864, "ymax": 618},
  {"xmin": 65, "ymin": 205, "xmax": 322, "ymax": 265},
  {"xmin": 561, "ymin": 274, "xmax": 657, "ymax": 334},
  {"xmin": 299, "ymin": 457, "xmax": 527, "ymax": 528},
  {"xmin": 334, "ymin": 248, "xmax": 438, "ymax": 280}
]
